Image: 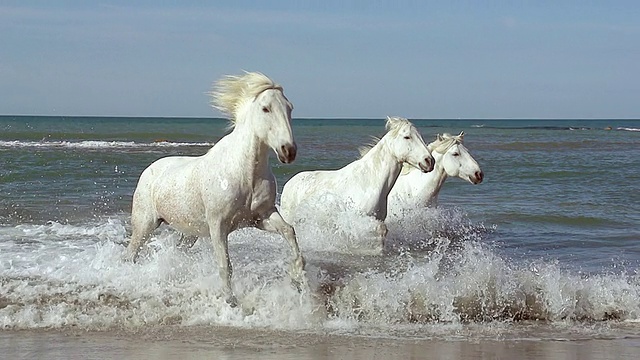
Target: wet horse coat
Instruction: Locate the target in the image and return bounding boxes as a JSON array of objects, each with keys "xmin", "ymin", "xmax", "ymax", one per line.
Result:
[{"xmin": 125, "ymin": 72, "xmax": 305, "ymax": 305}]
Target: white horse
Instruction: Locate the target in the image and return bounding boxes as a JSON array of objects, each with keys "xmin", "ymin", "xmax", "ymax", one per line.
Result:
[
  {"xmin": 125, "ymin": 72, "xmax": 305, "ymax": 306},
  {"xmin": 279, "ymin": 117, "xmax": 434, "ymax": 249},
  {"xmin": 387, "ymin": 131, "xmax": 483, "ymax": 219}
]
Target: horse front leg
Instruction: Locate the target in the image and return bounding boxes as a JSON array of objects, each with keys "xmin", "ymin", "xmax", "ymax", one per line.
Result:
[
  {"xmin": 208, "ymin": 223, "xmax": 237, "ymax": 307},
  {"xmin": 374, "ymin": 220, "xmax": 388, "ymax": 253},
  {"xmin": 258, "ymin": 209, "xmax": 306, "ymax": 291}
]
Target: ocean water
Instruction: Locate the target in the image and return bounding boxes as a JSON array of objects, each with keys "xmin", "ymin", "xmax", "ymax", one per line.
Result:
[{"xmin": 1, "ymin": 115, "xmax": 640, "ymax": 341}]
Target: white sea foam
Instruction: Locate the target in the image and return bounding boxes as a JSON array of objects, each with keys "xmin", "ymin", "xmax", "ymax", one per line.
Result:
[
  {"xmin": 0, "ymin": 140, "xmax": 214, "ymax": 149},
  {"xmin": 1, "ymin": 211, "xmax": 639, "ymax": 337},
  {"xmin": 288, "ymin": 195, "xmax": 386, "ymax": 254},
  {"xmin": 617, "ymin": 127, "xmax": 640, "ymax": 132}
]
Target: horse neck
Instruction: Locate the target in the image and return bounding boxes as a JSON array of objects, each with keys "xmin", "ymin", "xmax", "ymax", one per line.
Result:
[
  {"xmin": 217, "ymin": 122, "xmax": 271, "ymax": 175},
  {"xmin": 412, "ymin": 150, "xmax": 448, "ymax": 205},
  {"xmin": 358, "ymin": 138, "xmax": 404, "ymax": 194}
]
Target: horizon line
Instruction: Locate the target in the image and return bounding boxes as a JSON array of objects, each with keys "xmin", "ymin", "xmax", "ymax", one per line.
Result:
[{"xmin": 1, "ymin": 114, "xmax": 639, "ymax": 121}]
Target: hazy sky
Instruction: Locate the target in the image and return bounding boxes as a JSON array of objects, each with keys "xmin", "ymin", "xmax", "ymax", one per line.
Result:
[{"xmin": 1, "ymin": 1, "xmax": 638, "ymax": 118}]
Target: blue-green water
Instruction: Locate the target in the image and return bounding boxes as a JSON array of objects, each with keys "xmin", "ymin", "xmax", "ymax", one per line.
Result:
[{"xmin": 1, "ymin": 115, "xmax": 640, "ymax": 340}]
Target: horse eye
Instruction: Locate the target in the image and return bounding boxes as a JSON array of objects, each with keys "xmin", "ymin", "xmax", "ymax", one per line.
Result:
[
  {"xmin": 262, "ymin": 106, "xmax": 270, "ymax": 113},
  {"xmin": 403, "ymin": 136, "xmax": 411, "ymax": 140},
  {"xmin": 452, "ymin": 152, "xmax": 460, "ymax": 157}
]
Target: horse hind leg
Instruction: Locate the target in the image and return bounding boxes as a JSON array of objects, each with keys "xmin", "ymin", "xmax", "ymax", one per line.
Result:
[
  {"xmin": 177, "ymin": 234, "xmax": 199, "ymax": 249},
  {"xmin": 258, "ymin": 210, "xmax": 306, "ymax": 291},
  {"xmin": 125, "ymin": 212, "xmax": 161, "ymax": 262}
]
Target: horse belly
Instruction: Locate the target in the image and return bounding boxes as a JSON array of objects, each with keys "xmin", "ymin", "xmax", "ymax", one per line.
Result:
[
  {"xmin": 157, "ymin": 201, "xmax": 210, "ymax": 237},
  {"xmin": 150, "ymin": 171, "xmax": 211, "ymax": 236},
  {"xmin": 172, "ymin": 221, "xmax": 210, "ymax": 237}
]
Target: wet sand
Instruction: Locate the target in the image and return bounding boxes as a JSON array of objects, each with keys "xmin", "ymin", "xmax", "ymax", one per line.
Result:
[{"xmin": 2, "ymin": 327, "xmax": 640, "ymax": 360}]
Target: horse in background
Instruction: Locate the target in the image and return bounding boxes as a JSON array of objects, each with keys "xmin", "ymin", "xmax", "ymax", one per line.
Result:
[
  {"xmin": 279, "ymin": 116, "xmax": 434, "ymax": 252},
  {"xmin": 387, "ymin": 131, "xmax": 483, "ymax": 220}
]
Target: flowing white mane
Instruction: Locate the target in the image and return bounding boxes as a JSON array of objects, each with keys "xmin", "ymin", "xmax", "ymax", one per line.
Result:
[
  {"xmin": 385, "ymin": 116, "xmax": 412, "ymax": 137},
  {"xmin": 430, "ymin": 132, "xmax": 464, "ymax": 154},
  {"xmin": 400, "ymin": 131, "xmax": 464, "ymax": 175},
  {"xmin": 209, "ymin": 71, "xmax": 282, "ymax": 126},
  {"xmin": 357, "ymin": 137, "xmax": 381, "ymax": 157},
  {"xmin": 358, "ymin": 116, "xmax": 412, "ymax": 157}
]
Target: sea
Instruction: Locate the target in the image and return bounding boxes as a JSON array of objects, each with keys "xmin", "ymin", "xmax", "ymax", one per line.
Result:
[{"xmin": 1, "ymin": 116, "xmax": 640, "ymax": 348}]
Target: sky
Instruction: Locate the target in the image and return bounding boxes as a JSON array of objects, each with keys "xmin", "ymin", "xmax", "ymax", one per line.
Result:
[{"xmin": 1, "ymin": 1, "xmax": 639, "ymax": 119}]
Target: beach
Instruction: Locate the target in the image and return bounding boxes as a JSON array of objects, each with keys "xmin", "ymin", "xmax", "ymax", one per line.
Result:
[{"xmin": 3, "ymin": 326, "xmax": 640, "ymax": 359}]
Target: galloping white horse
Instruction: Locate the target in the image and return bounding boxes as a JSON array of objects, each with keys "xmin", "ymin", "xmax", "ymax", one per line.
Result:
[
  {"xmin": 125, "ymin": 72, "xmax": 305, "ymax": 306},
  {"xmin": 387, "ymin": 131, "xmax": 483, "ymax": 219},
  {"xmin": 279, "ymin": 117, "xmax": 434, "ymax": 249}
]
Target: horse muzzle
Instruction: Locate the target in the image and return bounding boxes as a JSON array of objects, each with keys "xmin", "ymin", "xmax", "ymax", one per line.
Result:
[
  {"xmin": 470, "ymin": 170, "xmax": 484, "ymax": 184},
  {"xmin": 418, "ymin": 155, "xmax": 435, "ymax": 173},
  {"xmin": 277, "ymin": 142, "xmax": 297, "ymax": 163}
]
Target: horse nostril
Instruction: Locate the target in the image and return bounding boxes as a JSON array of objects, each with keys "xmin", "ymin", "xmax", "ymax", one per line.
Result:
[
  {"xmin": 289, "ymin": 145, "xmax": 297, "ymax": 160},
  {"xmin": 476, "ymin": 171, "xmax": 484, "ymax": 182},
  {"xmin": 426, "ymin": 157, "xmax": 434, "ymax": 170},
  {"xmin": 280, "ymin": 143, "xmax": 297, "ymax": 163}
]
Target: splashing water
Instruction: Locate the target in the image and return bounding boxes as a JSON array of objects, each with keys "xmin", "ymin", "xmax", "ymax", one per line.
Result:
[{"xmin": 1, "ymin": 206, "xmax": 639, "ymax": 340}]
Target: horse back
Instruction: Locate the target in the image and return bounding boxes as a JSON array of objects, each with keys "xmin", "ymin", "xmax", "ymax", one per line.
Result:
[{"xmin": 138, "ymin": 155, "xmax": 201, "ymax": 189}]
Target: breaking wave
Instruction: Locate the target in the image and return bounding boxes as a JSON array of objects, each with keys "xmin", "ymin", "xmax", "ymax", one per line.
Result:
[
  {"xmin": 0, "ymin": 140, "xmax": 214, "ymax": 150},
  {"xmin": 1, "ymin": 208, "xmax": 639, "ymax": 337}
]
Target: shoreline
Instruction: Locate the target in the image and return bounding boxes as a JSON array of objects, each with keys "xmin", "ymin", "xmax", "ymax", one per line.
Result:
[{"xmin": 3, "ymin": 326, "xmax": 640, "ymax": 359}]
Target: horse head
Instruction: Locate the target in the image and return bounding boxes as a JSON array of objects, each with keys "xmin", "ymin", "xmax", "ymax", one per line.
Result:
[
  {"xmin": 253, "ymin": 86, "xmax": 297, "ymax": 163},
  {"xmin": 385, "ymin": 116, "xmax": 434, "ymax": 173},
  {"xmin": 431, "ymin": 131, "xmax": 483, "ymax": 184},
  {"xmin": 210, "ymin": 71, "xmax": 297, "ymax": 164}
]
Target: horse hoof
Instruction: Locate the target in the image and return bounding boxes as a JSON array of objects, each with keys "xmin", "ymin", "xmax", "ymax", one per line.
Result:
[
  {"xmin": 292, "ymin": 279, "xmax": 303, "ymax": 293},
  {"xmin": 226, "ymin": 295, "xmax": 239, "ymax": 308},
  {"xmin": 290, "ymin": 275, "xmax": 308, "ymax": 293},
  {"xmin": 122, "ymin": 251, "xmax": 138, "ymax": 263}
]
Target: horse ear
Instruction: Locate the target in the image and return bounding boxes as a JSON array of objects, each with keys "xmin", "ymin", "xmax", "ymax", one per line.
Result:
[
  {"xmin": 436, "ymin": 134, "xmax": 443, "ymax": 141},
  {"xmin": 458, "ymin": 131, "xmax": 464, "ymax": 140},
  {"xmin": 385, "ymin": 116, "xmax": 393, "ymax": 130}
]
